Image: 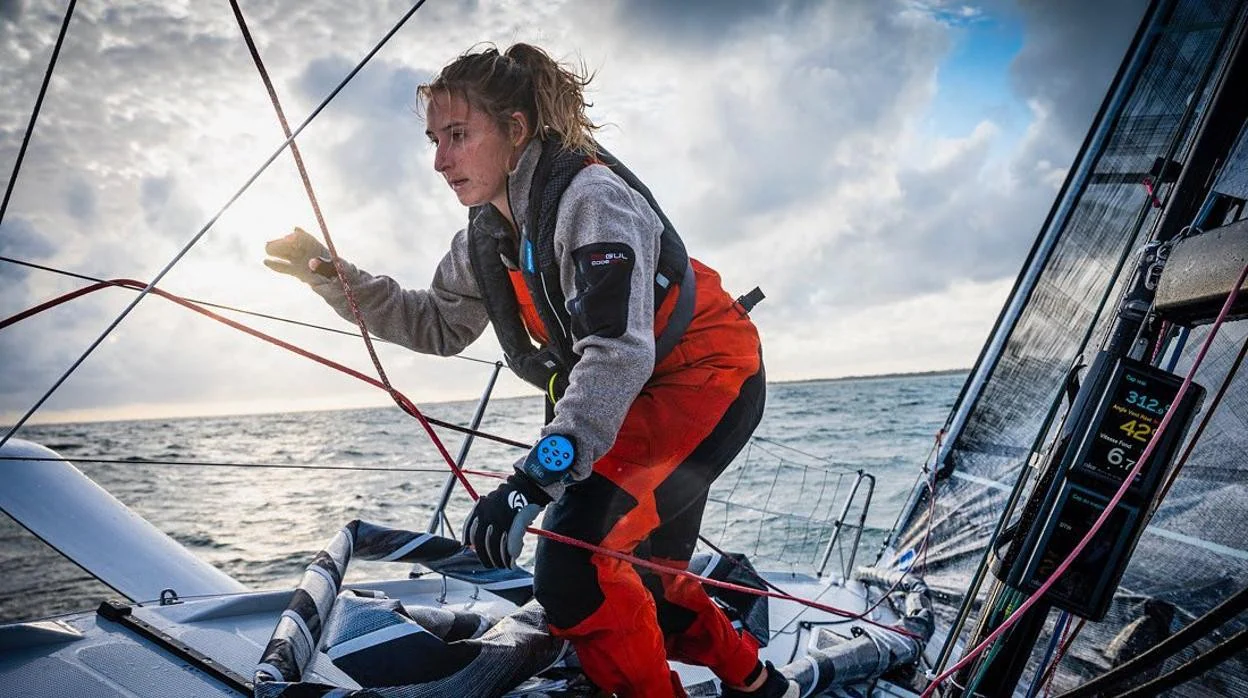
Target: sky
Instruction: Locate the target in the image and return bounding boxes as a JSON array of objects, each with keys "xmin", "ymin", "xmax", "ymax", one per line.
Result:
[{"xmin": 0, "ymin": 0, "xmax": 1149, "ymax": 425}]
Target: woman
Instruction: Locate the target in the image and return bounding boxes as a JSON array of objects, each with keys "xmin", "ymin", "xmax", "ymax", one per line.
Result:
[{"xmin": 265, "ymin": 43, "xmax": 792, "ymax": 698}]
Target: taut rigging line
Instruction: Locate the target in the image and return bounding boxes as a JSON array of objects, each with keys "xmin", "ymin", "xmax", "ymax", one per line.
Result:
[
  {"xmin": 0, "ymin": 277, "xmax": 530, "ymax": 451},
  {"xmin": 0, "ymin": 254, "xmax": 499, "ymax": 366},
  {"xmin": 224, "ymin": 0, "xmax": 474, "ymax": 499},
  {"xmin": 920, "ymin": 260, "xmax": 1248, "ymax": 697},
  {"xmin": 223, "ymin": 0, "xmax": 924, "ymax": 639},
  {"xmin": 2, "ymin": 0, "xmax": 928, "ymax": 642},
  {"xmin": 0, "ymin": 0, "xmax": 77, "ymax": 227},
  {"xmin": 0, "ymin": 0, "xmax": 433, "ymax": 450}
]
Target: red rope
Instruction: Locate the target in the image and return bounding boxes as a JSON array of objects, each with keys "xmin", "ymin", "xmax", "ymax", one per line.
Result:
[
  {"xmin": 921, "ymin": 261, "xmax": 1248, "ymax": 697},
  {"xmin": 1040, "ymin": 617, "xmax": 1085, "ymax": 698},
  {"xmin": 1142, "ymin": 176, "xmax": 1163, "ymax": 209},
  {"xmin": 0, "ymin": 282, "xmax": 104, "ymax": 330},
  {"xmin": 4, "ymin": 280, "xmax": 921, "ymax": 636},
  {"xmin": 534, "ymin": 527, "xmax": 922, "ymax": 639},
  {"xmin": 2, "ymin": 279, "xmax": 467, "ymax": 487},
  {"xmin": 218, "ymin": 1, "xmax": 927, "ymax": 640},
  {"xmin": 226, "ymin": 0, "xmax": 476, "ymax": 500},
  {"xmin": 0, "ymin": 3, "xmax": 928, "ymax": 641}
]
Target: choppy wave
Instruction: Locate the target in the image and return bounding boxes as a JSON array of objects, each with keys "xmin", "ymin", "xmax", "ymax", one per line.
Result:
[
  {"xmin": 43, "ymin": 442, "xmax": 82, "ymax": 451},
  {"xmin": 1, "ymin": 373, "xmax": 964, "ymax": 622},
  {"xmin": 173, "ymin": 532, "xmax": 232, "ymax": 550}
]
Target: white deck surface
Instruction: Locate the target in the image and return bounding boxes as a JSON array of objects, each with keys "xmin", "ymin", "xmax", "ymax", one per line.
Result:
[{"xmin": 0, "ymin": 569, "xmax": 922, "ymax": 697}]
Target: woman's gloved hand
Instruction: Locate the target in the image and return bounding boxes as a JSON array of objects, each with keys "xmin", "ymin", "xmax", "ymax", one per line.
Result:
[
  {"xmin": 264, "ymin": 226, "xmax": 338, "ymax": 284},
  {"xmin": 463, "ymin": 473, "xmax": 551, "ymax": 569}
]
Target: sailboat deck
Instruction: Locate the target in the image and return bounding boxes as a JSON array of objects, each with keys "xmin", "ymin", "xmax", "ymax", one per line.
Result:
[{"xmin": 0, "ymin": 571, "xmax": 920, "ymax": 697}]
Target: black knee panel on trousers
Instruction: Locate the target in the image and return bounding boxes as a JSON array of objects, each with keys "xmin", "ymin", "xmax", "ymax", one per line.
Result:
[{"xmin": 535, "ymin": 473, "xmax": 638, "ymax": 629}]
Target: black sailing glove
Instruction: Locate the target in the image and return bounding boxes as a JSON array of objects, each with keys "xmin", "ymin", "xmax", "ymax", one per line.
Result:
[{"xmin": 463, "ymin": 473, "xmax": 551, "ymax": 569}]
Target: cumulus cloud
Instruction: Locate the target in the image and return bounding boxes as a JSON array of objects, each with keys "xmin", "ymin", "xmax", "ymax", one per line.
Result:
[
  {"xmin": 0, "ymin": 218, "xmax": 53, "ymax": 287},
  {"xmin": 0, "ymin": 0, "xmax": 1152, "ymax": 423},
  {"xmin": 726, "ymin": 0, "xmax": 1144, "ymax": 323},
  {"xmin": 606, "ymin": 0, "xmax": 822, "ymax": 45},
  {"xmin": 1009, "ymin": 0, "xmax": 1149, "ymax": 159},
  {"xmin": 0, "ymin": 0, "xmax": 23, "ymax": 23},
  {"xmin": 293, "ymin": 55, "xmax": 432, "ymax": 200}
]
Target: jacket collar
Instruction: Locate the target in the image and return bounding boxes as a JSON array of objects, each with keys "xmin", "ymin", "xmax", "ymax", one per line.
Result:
[{"xmin": 500, "ymin": 138, "xmax": 543, "ymax": 239}]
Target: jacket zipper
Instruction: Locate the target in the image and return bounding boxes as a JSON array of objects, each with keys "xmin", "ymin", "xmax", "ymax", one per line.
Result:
[{"xmin": 509, "ymin": 160, "xmax": 571, "ymax": 345}]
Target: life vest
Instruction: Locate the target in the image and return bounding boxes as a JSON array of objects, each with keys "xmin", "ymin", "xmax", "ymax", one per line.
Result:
[{"xmin": 467, "ymin": 142, "xmax": 696, "ymax": 410}]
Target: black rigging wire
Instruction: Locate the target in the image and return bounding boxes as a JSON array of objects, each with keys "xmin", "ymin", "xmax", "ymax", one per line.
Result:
[
  {"xmin": 0, "ymin": 254, "xmax": 499, "ymax": 366},
  {"xmin": 1155, "ymin": 329, "xmax": 1248, "ymax": 503},
  {"xmin": 0, "ymin": 0, "xmax": 77, "ymax": 228},
  {"xmin": 1055, "ymin": 583, "xmax": 1248, "ymax": 698},
  {"xmin": 0, "ymin": 0, "xmax": 434, "ymax": 449},
  {"xmin": 1033, "ymin": 616, "xmax": 1086, "ymax": 698},
  {"xmin": 227, "ymin": 0, "xmax": 410, "ymax": 422},
  {"xmin": 3, "ymin": 3, "xmax": 927, "ymax": 644},
  {"xmin": 1115, "ymin": 629, "xmax": 1248, "ymax": 698},
  {"xmin": 0, "ymin": 454, "xmax": 504, "ymax": 475},
  {"xmin": 750, "ymin": 434, "xmax": 838, "ymax": 463},
  {"xmin": 0, "ymin": 257, "xmax": 533, "ymax": 450},
  {"xmin": 1035, "ymin": 335, "xmax": 1248, "ymax": 696},
  {"xmin": 924, "ymin": 10, "xmax": 1244, "ymax": 677}
]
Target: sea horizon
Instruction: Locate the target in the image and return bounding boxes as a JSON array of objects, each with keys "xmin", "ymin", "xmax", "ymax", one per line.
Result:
[{"xmin": 3, "ymin": 367, "xmax": 970, "ymax": 429}]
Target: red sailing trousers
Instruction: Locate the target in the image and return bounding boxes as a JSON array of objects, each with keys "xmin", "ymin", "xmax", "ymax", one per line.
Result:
[{"xmin": 530, "ymin": 261, "xmax": 766, "ymax": 697}]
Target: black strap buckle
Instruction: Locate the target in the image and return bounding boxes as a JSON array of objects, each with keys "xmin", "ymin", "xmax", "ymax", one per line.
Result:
[{"xmin": 735, "ymin": 287, "xmax": 765, "ymax": 315}]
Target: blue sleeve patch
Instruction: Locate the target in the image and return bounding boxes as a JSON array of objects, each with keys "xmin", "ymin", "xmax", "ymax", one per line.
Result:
[{"xmin": 568, "ymin": 242, "xmax": 635, "ymax": 340}]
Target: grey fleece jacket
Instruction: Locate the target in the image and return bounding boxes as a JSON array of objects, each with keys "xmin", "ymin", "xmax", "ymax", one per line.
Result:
[{"xmin": 310, "ymin": 140, "xmax": 663, "ymax": 501}]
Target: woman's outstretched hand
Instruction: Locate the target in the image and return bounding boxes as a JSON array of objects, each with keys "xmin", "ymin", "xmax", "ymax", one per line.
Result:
[{"xmin": 264, "ymin": 226, "xmax": 337, "ymax": 284}]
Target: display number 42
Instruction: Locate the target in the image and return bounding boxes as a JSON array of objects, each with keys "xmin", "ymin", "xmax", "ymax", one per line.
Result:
[{"xmin": 1118, "ymin": 419, "xmax": 1153, "ymax": 443}]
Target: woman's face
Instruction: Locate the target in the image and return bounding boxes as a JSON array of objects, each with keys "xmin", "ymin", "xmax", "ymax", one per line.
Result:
[{"xmin": 425, "ymin": 92, "xmax": 521, "ymax": 212}]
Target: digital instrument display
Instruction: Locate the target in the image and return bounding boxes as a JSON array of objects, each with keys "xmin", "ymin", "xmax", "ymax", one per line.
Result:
[
  {"xmin": 1072, "ymin": 359, "xmax": 1185, "ymax": 491},
  {"xmin": 1006, "ymin": 352, "xmax": 1204, "ymax": 621}
]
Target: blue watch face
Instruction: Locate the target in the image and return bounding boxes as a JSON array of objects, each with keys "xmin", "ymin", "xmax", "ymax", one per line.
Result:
[
  {"xmin": 535, "ymin": 435, "xmax": 574, "ymax": 472},
  {"xmin": 524, "ymin": 434, "xmax": 576, "ymax": 487}
]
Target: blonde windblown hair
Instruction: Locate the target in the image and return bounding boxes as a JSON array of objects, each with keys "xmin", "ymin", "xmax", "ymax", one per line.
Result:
[{"xmin": 417, "ymin": 43, "xmax": 600, "ymax": 155}]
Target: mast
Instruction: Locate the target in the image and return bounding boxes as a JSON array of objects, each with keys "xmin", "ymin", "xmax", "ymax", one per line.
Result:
[
  {"xmin": 946, "ymin": 2, "xmax": 1248, "ymax": 694},
  {"xmin": 887, "ymin": 0, "xmax": 1164, "ymax": 546}
]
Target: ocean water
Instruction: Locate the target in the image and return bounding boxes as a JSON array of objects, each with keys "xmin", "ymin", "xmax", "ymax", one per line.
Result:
[{"xmin": 0, "ymin": 372, "xmax": 963, "ymax": 623}]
